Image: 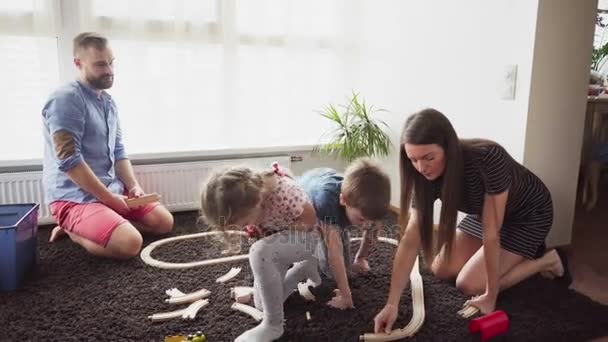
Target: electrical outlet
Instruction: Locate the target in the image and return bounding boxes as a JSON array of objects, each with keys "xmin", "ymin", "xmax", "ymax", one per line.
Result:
[{"xmin": 501, "ymin": 64, "xmax": 517, "ymax": 100}]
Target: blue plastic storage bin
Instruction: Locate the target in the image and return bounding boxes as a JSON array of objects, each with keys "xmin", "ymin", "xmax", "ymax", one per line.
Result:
[{"xmin": 0, "ymin": 203, "xmax": 39, "ymax": 292}]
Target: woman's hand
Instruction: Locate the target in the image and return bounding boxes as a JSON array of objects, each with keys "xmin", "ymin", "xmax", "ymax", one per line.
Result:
[
  {"xmin": 373, "ymin": 303, "xmax": 399, "ymax": 334},
  {"xmin": 464, "ymin": 292, "xmax": 497, "ymax": 314}
]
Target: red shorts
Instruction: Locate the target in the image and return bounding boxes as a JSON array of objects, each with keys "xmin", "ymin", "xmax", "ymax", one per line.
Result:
[{"xmin": 50, "ymin": 200, "xmax": 159, "ymax": 247}]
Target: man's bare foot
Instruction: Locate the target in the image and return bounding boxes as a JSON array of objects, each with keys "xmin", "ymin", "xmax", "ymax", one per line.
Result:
[
  {"xmin": 49, "ymin": 226, "xmax": 67, "ymax": 243},
  {"xmin": 540, "ymin": 249, "xmax": 564, "ymax": 279}
]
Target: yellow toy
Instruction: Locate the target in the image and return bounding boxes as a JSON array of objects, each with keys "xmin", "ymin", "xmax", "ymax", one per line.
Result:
[{"xmin": 164, "ymin": 331, "xmax": 206, "ymax": 342}]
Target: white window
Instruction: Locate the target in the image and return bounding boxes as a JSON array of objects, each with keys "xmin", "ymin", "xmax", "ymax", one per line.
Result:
[
  {"xmin": 1, "ymin": 0, "xmax": 355, "ymax": 162},
  {"xmin": 0, "ymin": 0, "xmax": 60, "ymax": 161}
]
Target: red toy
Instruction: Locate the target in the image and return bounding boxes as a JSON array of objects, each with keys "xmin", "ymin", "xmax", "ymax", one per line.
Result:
[{"xmin": 468, "ymin": 310, "xmax": 509, "ymax": 341}]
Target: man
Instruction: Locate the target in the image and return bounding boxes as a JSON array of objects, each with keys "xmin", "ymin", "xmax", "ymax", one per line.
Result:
[{"xmin": 42, "ymin": 32, "xmax": 173, "ymax": 259}]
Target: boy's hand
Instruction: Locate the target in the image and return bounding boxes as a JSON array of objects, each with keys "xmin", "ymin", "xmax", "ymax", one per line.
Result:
[
  {"xmin": 327, "ymin": 289, "xmax": 354, "ymax": 310},
  {"xmin": 352, "ymin": 257, "xmax": 370, "ymax": 274}
]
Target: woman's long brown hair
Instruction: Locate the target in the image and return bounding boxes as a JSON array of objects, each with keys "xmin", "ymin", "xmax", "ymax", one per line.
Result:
[{"xmin": 399, "ymin": 108, "xmax": 463, "ymax": 263}]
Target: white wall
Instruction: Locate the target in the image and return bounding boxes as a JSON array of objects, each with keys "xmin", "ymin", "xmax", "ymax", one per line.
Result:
[
  {"xmin": 524, "ymin": 0, "xmax": 598, "ymax": 246},
  {"xmin": 289, "ymin": 150, "xmax": 348, "ymax": 176},
  {"xmin": 354, "ymin": 0, "xmax": 595, "ymax": 247},
  {"xmin": 348, "ymin": 1, "xmax": 540, "ymax": 207}
]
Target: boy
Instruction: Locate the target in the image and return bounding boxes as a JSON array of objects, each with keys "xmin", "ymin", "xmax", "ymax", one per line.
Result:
[{"xmin": 298, "ymin": 158, "xmax": 391, "ymax": 309}]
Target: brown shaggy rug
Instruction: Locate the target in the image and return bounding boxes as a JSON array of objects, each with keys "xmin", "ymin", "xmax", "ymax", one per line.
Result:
[{"xmin": 0, "ymin": 212, "xmax": 607, "ymax": 342}]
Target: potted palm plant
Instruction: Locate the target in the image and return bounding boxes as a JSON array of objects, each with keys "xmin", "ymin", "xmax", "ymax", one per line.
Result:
[{"xmin": 313, "ymin": 92, "xmax": 391, "ymax": 162}]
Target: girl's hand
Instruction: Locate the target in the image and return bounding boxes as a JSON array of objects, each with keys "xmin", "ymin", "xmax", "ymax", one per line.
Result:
[
  {"xmin": 244, "ymin": 225, "xmax": 263, "ymax": 239},
  {"xmin": 464, "ymin": 292, "xmax": 497, "ymax": 314}
]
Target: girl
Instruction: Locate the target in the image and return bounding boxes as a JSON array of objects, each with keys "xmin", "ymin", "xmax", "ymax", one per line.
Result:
[
  {"xmin": 374, "ymin": 108, "xmax": 568, "ymax": 333},
  {"xmin": 201, "ymin": 163, "xmax": 322, "ymax": 342}
]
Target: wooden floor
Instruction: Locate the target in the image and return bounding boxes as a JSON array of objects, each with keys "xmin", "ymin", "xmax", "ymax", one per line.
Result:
[{"xmin": 570, "ymin": 187, "xmax": 608, "ymax": 341}]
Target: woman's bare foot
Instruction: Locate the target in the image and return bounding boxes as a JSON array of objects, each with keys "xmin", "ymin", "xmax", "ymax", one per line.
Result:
[
  {"xmin": 540, "ymin": 249, "xmax": 564, "ymax": 279},
  {"xmin": 49, "ymin": 226, "xmax": 67, "ymax": 243}
]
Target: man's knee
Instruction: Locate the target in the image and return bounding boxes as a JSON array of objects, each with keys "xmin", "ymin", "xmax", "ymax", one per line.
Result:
[
  {"xmin": 147, "ymin": 207, "xmax": 174, "ymax": 234},
  {"xmin": 155, "ymin": 211, "xmax": 174, "ymax": 234},
  {"xmin": 109, "ymin": 224, "xmax": 143, "ymax": 258},
  {"xmin": 116, "ymin": 234, "xmax": 143, "ymax": 259}
]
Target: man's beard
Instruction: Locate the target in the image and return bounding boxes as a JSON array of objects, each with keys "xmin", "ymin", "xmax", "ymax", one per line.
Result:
[{"xmin": 87, "ymin": 74, "xmax": 114, "ymax": 90}]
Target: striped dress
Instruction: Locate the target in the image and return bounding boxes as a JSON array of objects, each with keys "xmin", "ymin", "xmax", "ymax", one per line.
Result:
[{"xmin": 433, "ymin": 141, "xmax": 553, "ymax": 259}]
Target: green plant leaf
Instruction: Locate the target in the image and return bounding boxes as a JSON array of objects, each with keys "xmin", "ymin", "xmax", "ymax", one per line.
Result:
[
  {"xmin": 592, "ymin": 42, "xmax": 608, "ymax": 71},
  {"xmin": 314, "ymin": 92, "xmax": 393, "ymax": 161}
]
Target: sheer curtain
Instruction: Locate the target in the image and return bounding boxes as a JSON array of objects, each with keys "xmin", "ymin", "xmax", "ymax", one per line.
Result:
[
  {"xmin": 75, "ymin": 0, "xmax": 359, "ymax": 156},
  {"xmin": 0, "ymin": 0, "xmax": 60, "ymax": 161}
]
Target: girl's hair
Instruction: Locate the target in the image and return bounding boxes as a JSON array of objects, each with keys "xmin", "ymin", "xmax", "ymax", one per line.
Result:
[
  {"xmin": 399, "ymin": 108, "xmax": 463, "ymax": 263},
  {"xmin": 200, "ymin": 166, "xmax": 274, "ymax": 231}
]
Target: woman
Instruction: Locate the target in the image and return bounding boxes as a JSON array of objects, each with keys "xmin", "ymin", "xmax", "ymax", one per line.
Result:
[{"xmin": 374, "ymin": 108, "xmax": 568, "ymax": 333}]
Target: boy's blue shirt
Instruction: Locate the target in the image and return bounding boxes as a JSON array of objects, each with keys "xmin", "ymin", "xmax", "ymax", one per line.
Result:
[
  {"xmin": 297, "ymin": 168, "xmax": 351, "ymax": 229},
  {"xmin": 297, "ymin": 168, "xmax": 352, "ymax": 277}
]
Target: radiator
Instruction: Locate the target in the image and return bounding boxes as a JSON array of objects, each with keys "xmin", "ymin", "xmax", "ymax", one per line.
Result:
[{"xmin": 0, "ymin": 155, "xmax": 290, "ymax": 225}]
